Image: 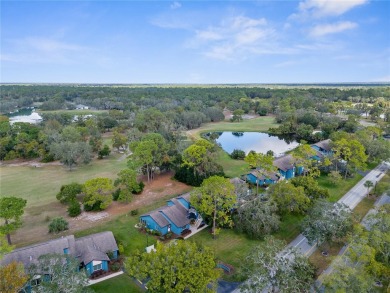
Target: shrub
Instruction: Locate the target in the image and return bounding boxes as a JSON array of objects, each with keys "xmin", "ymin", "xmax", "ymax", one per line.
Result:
[
  {"xmin": 49, "ymin": 217, "xmax": 69, "ymax": 233},
  {"xmin": 67, "ymin": 201, "xmax": 81, "ymax": 217},
  {"xmin": 133, "ymin": 182, "xmax": 145, "ymax": 194},
  {"xmin": 106, "ymin": 251, "xmax": 114, "ymax": 260},
  {"xmin": 230, "ymin": 149, "xmax": 246, "ymax": 160},
  {"xmin": 130, "ymin": 209, "xmax": 139, "ymax": 216},
  {"xmin": 83, "ymin": 201, "xmax": 103, "ymax": 211},
  {"xmin": 110, "ymin": 262, "xmax": 121, "ymax": 272},
  {"xmin": 112, "ymin": 188, "xmax": 121, "ymax": 201},
  {"xmin": 118, "ymin": 243, "xmax": 124, "ymax": 254},
  {"xmin": 56, "ymin": 182, "xmax": 83, "ymax": 204},
  {"xmin": 98, "ymin": 144, "xmax": 111, "ymax": 159},
  {"xmin": 258, "ymin": 107, "xmax": 268, "ymax": 116}
]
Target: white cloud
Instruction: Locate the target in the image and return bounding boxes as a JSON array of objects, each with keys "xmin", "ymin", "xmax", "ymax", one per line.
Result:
[
  {"xmin": 2, "ymin": 37, "xmax": 90, "ymax": 64},
  {"xmin": 292, "ymin": 0, "xmax": 368, "ymax": 19},
  {"xmin": 170, "ymin": 1, "xmax": 181, "ymax": 10},
  {"xmin": 195, "ymin": 30, "xmax": 224, "ymax": 41},
  {"xmin": 309, "ymin": 21, "xmax": 358, "ymax": 37},
  {"xmin": 188, "ymin": 15, "xmax": 276, "ymax": 60}
]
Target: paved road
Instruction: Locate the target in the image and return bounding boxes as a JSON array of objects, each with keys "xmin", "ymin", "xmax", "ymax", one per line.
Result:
[
  {"xmin": 315, "ymin": 192, "xmax": 390, "ymax": 290},
  {"xmin": 287, "ymin": 162, "xmax": 388, "ymax": 256},
  {"xmin": 230, "ymin": 162, "xmax": 389, "ymax": 293}
]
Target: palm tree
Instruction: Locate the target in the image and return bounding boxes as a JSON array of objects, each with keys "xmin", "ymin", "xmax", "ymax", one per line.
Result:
[{"xmin": 363, "ymin": 180, "xmax": 374, "ymax": 197}]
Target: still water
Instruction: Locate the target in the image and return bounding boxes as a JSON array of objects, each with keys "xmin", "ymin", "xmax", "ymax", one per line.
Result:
[{"xmin": 214, "ymin": 132, "xmax": 299, "ymax": 156}]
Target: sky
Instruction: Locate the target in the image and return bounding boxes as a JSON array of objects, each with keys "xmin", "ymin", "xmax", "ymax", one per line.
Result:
[{"xmin": 1, "ymin": 0, "xmax": 389, "ymax": 83}]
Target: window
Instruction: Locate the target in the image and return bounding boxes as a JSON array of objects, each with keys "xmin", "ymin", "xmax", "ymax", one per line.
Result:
[{"xmin": 93, "ymin": 263, "xmax": 102, "ymax": 271}]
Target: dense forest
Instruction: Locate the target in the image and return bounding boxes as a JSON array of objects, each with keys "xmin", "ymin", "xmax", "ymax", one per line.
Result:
[{"xmin": 1, "ymin": 85, "xmax": 389, "ymax": 164}]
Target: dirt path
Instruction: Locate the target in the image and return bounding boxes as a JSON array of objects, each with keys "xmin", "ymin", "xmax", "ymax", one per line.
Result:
[{"xmin": 12, "ymin": 171, "xmax": 192, "ymax": 247}]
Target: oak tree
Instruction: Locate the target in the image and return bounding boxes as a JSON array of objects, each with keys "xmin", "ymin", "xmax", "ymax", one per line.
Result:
[
  {"xmin": 82, "ymin": 177, "xmax": 114, "ymax": 211},
  {"xmin": 240, "ymin": 236, "xmax": 315, "ymax": 293},
  {"xmin": 0, "ymin": 261, "xmax": 28, "ymax": 293},
  {"xmin": 0, "ymin": 197, "xmax": 27, "ymax": 245},
  {"xmin": 234, "ymin": 198, "xmax": 280, "ymax": 239},
  {"xmin": 125, "ymin": 241, "xmax": 220, "ymax": 293},
  {"xmin": 190, "ymin": 176, "xmax": 236, "ymax": 238}
]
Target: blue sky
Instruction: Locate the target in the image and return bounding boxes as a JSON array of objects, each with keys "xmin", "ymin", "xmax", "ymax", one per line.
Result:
[{"xmin": 1, "ymin": 0, "xmax": 389, "ymax": 83}]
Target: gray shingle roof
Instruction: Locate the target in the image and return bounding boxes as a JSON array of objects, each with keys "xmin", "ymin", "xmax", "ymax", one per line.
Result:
[
  {"xmin": 230, "ymin": 177, "xmax": 246, "ymax": 185},
  {"xmin": 0, "ymin": 231, "xmax": 118, "ymax": 269},
  {"xmin": 250, "ymin": 170, "xmax": 279, "ymax": 181},
  {"xmin": 141, "ymin": 193, "xmax": 191, "ymax": 229},
  {"xmin": 178, "ymin": 192, "xmax": 191, "ymax": 202},
  {"xmin": 160, "ymin": 204, "xmax": 190, "ymax": 228},
  {"xmin": 141, "ymin": 208, "xmax": 170, "ymax": 227},
  {"xmin": 0, "ymin": 235, "xmax": 76, "ymax": 268},
  {"xmin": 75, "ymin": 231, "xmax": 118, "ymax": 265},
  {"xmin": 313, "ymin": 139, "xmax": 332, "ymax": 152},
  {"xmin": 273, "ymin": 154, "xmax": 294, "ymax": 171}
]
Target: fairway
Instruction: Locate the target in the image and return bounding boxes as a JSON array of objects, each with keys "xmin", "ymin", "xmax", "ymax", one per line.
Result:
[
  {"xmin": 0, "ymin": 153, "xmax": 127, "ymax": 207},
  {"xmin": 186, "ymin": 116, "xmax": 277, "ymax": 140}
]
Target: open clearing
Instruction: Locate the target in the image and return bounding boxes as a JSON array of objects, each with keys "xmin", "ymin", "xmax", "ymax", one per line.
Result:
[
  {"xmin": 0, "ymin": 153, "xmax": 191, "ymax": 247},
  {"xmin": 186, "ymin": 116, "xmax": 277, "ymax": 140}
]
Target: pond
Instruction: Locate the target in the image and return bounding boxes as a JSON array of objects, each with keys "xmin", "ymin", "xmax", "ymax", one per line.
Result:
[
  {"xmin": 7, "ymin": 108, "xmax": 42, "ymax": 124},
  {"xmin": 213, "ymin": 132, "xmax": 299, "ymax": 156}
]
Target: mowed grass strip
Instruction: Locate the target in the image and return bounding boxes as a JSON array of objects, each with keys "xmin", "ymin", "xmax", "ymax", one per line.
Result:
[
  {"xmin": 0, "ymin": 153, "xmax": 127, "ymax": 207},
  {"xmin": 216, "ymin": 149, "xmax": 248, "ymax": 178},
  {"xmin": 189, "ymin": 228, "xmax": 258, "ymax": 280},
  {"xmin": 187, "ymin": 116, "xmax": 277, "ymax": 140},
  {"xmin": 317, "ymin": 173, "xmax": 363, "ymax": 202},
  {"xmin": 90, "ymin": 273, "xmax": 143, "ymax": 293}
]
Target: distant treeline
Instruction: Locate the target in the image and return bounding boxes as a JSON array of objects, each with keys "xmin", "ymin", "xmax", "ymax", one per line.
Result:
[{"xmin": 1, "ymin": 85, "xmax": 389, "ymax": 113}]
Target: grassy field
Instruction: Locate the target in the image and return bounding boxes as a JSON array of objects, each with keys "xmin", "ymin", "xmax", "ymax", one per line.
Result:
[
  {"xmin": 317, "ymin": 173, "xmax": 364, "ymax": 202},
  {"xmin": 0, "ymin": 153, "xmax": 127, "ymax": 208},
  {"xmin": 189, "ymin": 228, "xmax": 258, "ymax": 281},
  {"xmin": 90, "ymin": 274, "xmax": 143, "ymax": 293},
  {"xmin": 375, "ymin": 172, "xmax": 390, "ymax": 196},
  {"xmin": 216, "ymin": 149, "xmax": 248, "ymax": 178},
  {"xmin": 187, "ymin": 116, "xmax": 277, "ymax": 140}
]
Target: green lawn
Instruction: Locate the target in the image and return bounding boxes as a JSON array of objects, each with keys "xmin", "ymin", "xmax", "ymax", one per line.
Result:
[
  {"xmin": 90, "ymin": 274, "xmax": 143, "ymax": 293},
  {"xmin": 187, "ymin": 116, "xmax": 277, "ymax": 140},
  {"xmin": 216, "ymin": 149, "xmax": 249, "ymax": 178},
  {"xmin": 274, "ymin": 213, "xmax": 305, "ymax": 243},
  {"xmin": 316, "ymin": 173, "xmax": 364, "ymax": 202},
  {"xmin": 353, "ymin": 197, "xmax": 376, "ymax": 222},
  {"xmin": 375, "ymin": 173, "xmax": 390, "ymax": 196},
  {"xmin": 189, "ymin": 228, "xmax": 259, "ymax": 281},
  {"xmin": 0, "ymin": 153, "xmax": 127, "ymax": 208}
]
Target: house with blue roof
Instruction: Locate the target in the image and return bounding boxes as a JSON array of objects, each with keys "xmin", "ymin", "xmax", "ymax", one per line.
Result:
[{"xmin": 140, "ymin": 193, "xmax": 197, "ymax": 236}]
